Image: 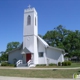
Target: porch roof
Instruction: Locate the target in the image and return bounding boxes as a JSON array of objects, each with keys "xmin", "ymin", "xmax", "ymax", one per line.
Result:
[{"xmin": 21, "ymin": 47, "xmax": 33, "ymax": 54}]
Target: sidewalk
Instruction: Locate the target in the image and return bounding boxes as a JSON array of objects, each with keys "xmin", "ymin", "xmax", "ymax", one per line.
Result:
[
  {"xmin": 0, "ymin": 67, "xmax": 80, "ymax": 70},
  {"xmin": 0, "ymin": 76, "xmax": 75, "ymax": 80},
  {"xmin": 13, "ymin": 67, "xmax": 80, "ymax": 70}
]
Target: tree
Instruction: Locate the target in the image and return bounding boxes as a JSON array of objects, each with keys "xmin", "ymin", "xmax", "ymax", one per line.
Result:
[
  {"xmin": 43, "ymin": 25, "xmax": 69, "ymax": 48},
  {"xmin": 64, "ymin": 30, "xmax": 80, "ymax": 57},
  {"xmin": 43, "ymin": 25, "xmax": 80, "ymax": 58},
  {"xmin": 0, "ymin": 52, "xmax": 8, "ymax": 61},
  {"xmin": 0, "ymin": 51, "xmax": 4, "ymax": 56},
  {"xmin": 0, "ymin": 42, "xmax": 21, "ymax": 61},
  {"xmin": 6, "ymin": 42, "xmax": 21, "ymax": 52}
]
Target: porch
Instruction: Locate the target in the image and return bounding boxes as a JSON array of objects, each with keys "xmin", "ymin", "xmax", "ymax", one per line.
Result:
[{"xmin": 16, "ymin": 52, "xmax": 35, "ymax": 67}]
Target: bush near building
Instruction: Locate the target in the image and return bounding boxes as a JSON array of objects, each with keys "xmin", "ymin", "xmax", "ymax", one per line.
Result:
[{"xmin": 58, "ymin": 61, "xmax": 71, "ymax": 66}]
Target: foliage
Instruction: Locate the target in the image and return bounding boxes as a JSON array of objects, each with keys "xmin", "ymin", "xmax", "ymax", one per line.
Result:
[
  {"xmin": 62, "ymin": 61, "xmax": 71, "ymax": 66},
  {"xmin": 49, "ymin": 63, "xmax": 57, "ymax": 66},
  {"xmin": 1, "ymin": 62, "xmax": 15, "ymax": 67},
  {"xmin": 43, "ymin": 25, "xmax": 69, "ymax": 48},
  {"xmin": 43, "ymin": 25, "xmax": 80, "ymax": 58},
  {"xmin": 36, "ymin": 64, "xmax": 46, "ymax": 66},
  {"xmin": 8, "ymin": 64, "xmax": 16, "ymax": 67},
  {"xmin": 67, "ymin": 61, "xmax": 71, "ymax": 66},
  {"xmin": 0, "ymin": 51, "xmax": 5, "ymax": 62},
  {"xmin": 58, "ymin": 62, "xmax": 61, "ymax": 66},
  {"xmin": 0, "ymin": 52, "xmax": 8, "ymax": 61},
  {"xmin": 62, "ymin": 62, "xmax": 65, "ymax": 66},
  {"xmin": 36, "ymin": 64, "xmax": 57, "ymax": 66},
  {"xmin": 1, "ymin": 62, "xmax": 9, "ymax": 66},
  {"xmin": 0, "ymin": 42, "xmax": 21, "ymax": 62},
  {"xmin": 6, "ymin": 42, "xmax": 21, "ymax": 52},
  {"xmin": 1, "ymin": 25, "xmax": 80, "ymax": 61}
]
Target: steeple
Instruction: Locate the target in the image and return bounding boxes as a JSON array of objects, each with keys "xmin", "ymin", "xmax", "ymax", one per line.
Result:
[
  {"xmin": 23, "ymin": 5, "xmax": 38, "ymax": 36},
  {"xmin": 23, "ymin": 6, "xmax": 38, "ymax": 64}
]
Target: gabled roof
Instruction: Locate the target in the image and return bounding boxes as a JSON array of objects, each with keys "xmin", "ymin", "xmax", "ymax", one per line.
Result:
[
  {"xmin": 37, "ymin": 36, "xmax": 49, "ymax": 47},
  {"xmin": 21, "ymin": 47, "xmax": 31, "ymax": 54},
  {"xmin": 47, "ymin": 46, "xmax": 65, "ymax": 52},
  {"xmin": 38, "ymin": 36, "xmax": 65, "ymax": 52}
]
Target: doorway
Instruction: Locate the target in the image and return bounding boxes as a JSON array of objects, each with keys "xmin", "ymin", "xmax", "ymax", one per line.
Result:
[{"xmin": 26, "ymin": 53, "xmax": 31, "ymax": 62}]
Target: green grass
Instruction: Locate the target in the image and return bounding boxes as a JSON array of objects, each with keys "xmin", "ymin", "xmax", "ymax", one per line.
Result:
[
  {"xmin": 70, "ymin": 62, "xmax": 80, "ymax": 67},
  {"xmin": 36, "ymin": 62, "xmax": 80, "ymax": 68},
  {"xmin": 0, "ymin": 69, "xmax": 80, "ymax": 78}
]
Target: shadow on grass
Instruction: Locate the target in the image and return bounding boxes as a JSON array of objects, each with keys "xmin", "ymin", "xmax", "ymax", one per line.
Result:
[{"xmin": 52, "ymin": 69, "xmax": 57, "ymax": 71}]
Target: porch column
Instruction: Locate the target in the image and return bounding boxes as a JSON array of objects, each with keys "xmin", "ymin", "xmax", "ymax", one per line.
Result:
[
  {"xmin": 23, "ymin": 54, "xmax": 26, "ymax": 64},
  {"xmin": 31, "ymin": 54, "xmax": 34, "ymax": 63}
]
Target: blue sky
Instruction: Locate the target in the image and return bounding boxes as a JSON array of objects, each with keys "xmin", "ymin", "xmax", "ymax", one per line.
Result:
[{"xmin": 0, "ymin": 0, "xmax": 80, "ymax": 51}]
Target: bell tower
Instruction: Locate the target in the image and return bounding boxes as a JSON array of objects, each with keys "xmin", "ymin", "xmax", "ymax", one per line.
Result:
[
  {"xmin": 23, "ymin": 5, "xmax": 38, "ymax": 64},
  {"xmin": 23, "ymin": 5, "xmax": 38, "ymax": 36}
]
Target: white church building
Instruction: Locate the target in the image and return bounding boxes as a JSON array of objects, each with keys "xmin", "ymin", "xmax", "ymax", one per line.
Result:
[{"xmin": 8, "ymin": 6, "xmax": 65, "ymax": 67}]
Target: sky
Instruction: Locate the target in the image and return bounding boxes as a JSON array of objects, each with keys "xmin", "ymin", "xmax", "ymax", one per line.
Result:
[{"xmin": 0, "ymin": 0, "xmax": 80, "ymax": 51}]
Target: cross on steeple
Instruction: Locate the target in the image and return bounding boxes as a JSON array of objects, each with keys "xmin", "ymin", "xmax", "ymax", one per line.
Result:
[{"xmin": 28, "ymin": 5, "xmax": 31, "ymax": 9}]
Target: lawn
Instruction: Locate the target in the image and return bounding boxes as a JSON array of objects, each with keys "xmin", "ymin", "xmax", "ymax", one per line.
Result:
[{"xmin": 0, "ymin": 69, "xmax": 80, "ymax": 78}]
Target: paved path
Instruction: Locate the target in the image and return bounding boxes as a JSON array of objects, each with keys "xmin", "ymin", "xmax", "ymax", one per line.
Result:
[
  {"xmin": 14, "ymin": 67, "xmax": 80, "ymax": 70},
  {"xmin": 0, "ymin": 76, "xmax": 76, "ymax": 80},
  {"xmin": 0, "ymin": 67, "xmax": 80, "ymax": 70}
]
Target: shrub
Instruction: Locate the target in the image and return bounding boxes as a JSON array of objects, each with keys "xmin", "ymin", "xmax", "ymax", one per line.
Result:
[
  {"xmin": 58, "ymin": 62, "xmax": 61, "ymax": 66},
  {"xmin": 1, "ymin": 62, "xmax": 15, "ymax": 67},
  {"xmin": 61, "ymin": 62, "xmax": 64, "ymax": 66},
  {"xmin": 67, "ymin": 61, "xmax": 71, "ymax": 66},
  {"xmin": 8, "ymin": 64, "xmax": 15, "ymax": 67},
  {"xmin": 41, "ymin": 64, "xmax": 46, "ymax": 66},
  {"xmin": 49, "ymin": 63, "xmax": 53, "ymax": 66},
  {"xmin": 64, "ymin": 61, "xmax": 68, "ymax": 66},
  {"xmin": 62, "ymin": 61, "xmax": 71, "ymax": 66},
  {"xmin": 49, "ymin": 63, "xmax": 57, "ymax": 66},
  {"xmin": 1, "ymin": 62, "xmax": 9, "ymax": 66},
  {"xmin": 36, "ymin": 64, "xmax": 40, "ymax": 66},
  {"xmin": 36, "ymin": 64, "xmax": 46, "ymax": 66}
]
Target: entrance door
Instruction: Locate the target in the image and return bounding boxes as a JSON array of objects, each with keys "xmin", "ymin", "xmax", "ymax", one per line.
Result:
[{"xmin": 26, "ymin": 53, "xmax": 31, "ymax": 62}]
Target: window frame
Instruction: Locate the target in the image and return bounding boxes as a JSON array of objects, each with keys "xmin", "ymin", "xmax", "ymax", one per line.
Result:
[
  {"xmin": 27, "ymin": 15, "xmax": 31, "ymax": 25},
  {"xmin": 39, "ymin": 52, "xmax": 44, "ymax": 57}
]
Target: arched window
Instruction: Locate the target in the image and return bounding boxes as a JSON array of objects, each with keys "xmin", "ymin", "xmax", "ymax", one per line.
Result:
[
  {"xmin": 35, "ymin": 17, "xmax": 36, "ymax": 26},
  {"xmin": 27, "ymin": 15, "xmax": 31, "ymax": 25}
]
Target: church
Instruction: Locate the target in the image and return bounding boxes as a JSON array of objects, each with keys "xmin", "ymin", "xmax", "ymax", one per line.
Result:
[{"xmin": 8, "ymin": 6, "xmax": 65, "ymax": 67}]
